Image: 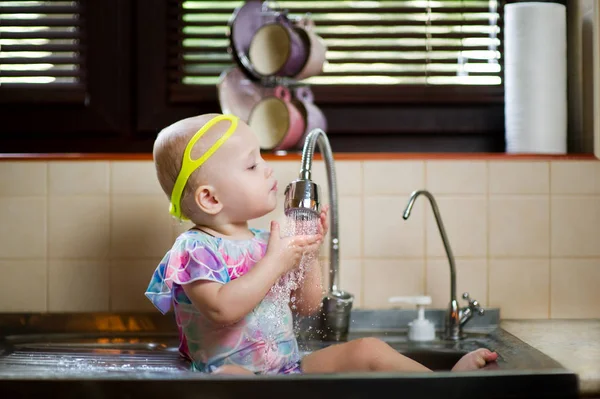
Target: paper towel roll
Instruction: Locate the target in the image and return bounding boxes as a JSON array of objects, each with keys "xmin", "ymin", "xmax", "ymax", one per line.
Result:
[{"xmin": 504, "ymin": 2, "xmax": 567, "ymax": 154}]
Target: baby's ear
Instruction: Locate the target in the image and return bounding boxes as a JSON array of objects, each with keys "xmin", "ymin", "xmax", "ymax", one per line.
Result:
[{"xmin": 195, "ymin": 185, "xmax": 222, "ymax": 215}]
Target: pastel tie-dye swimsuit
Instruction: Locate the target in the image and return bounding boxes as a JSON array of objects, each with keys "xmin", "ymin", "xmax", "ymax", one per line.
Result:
[{"xmin": 145, "ymin": 228, "xmax": 302, "ymax": 375}]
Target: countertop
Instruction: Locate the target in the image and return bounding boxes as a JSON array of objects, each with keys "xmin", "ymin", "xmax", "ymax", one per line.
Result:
[{"xmin": 501, "ymin": 319, "xmax": 600, "ymax": 396}]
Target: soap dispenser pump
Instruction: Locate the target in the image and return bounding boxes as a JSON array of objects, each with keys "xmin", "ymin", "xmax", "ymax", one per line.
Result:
[{"xmin": 388, "ymin": 295, "xmax": 436, "ymax": 342}]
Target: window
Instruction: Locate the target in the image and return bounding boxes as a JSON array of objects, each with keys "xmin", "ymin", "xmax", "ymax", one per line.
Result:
[
  {"xmin": 1, "ymin": 0, "xmax": 508, "ymax": 153},
  {"xmin": 0, "ymin": 0, "xmax": 86, "ymax": 102},
  {"xmin": 0, "ymin": 0, "xmax": 132, "ymax": 153},
  {"xmin": 151, "ymin": 0, "xmax": 505, "ymax": 151}
]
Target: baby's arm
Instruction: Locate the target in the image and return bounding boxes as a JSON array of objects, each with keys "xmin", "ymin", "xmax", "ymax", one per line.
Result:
[
  {"xmin": 183, "ymin": 257, "xmax": 284, "ymax": 325},
  {"xmin": 291, "ymin": 255, "xmax": 324, "ymax": 316},
  {"xmin": 183, "ymin": 221, "xmax": 321, "ymax": 326}
]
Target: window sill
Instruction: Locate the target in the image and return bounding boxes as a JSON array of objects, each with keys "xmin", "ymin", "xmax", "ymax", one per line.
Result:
[{"xmin": 0, "ymin": 153, "xmax": 596, "ymax": 162}]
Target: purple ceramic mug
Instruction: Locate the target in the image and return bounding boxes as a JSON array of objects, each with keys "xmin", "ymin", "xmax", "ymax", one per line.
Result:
[
  {"xmin": 227, "ymin": 1, "xmax": 277, "ymax": 81},
  {"xmin": 248, "ymin": 14, "xmax": 309, "ymax": 79}
]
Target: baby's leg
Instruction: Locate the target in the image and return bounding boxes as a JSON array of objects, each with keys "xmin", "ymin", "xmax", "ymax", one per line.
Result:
[
  {"xmin": 451, "ymin": 348, "xmax": 498, "ymax": 371},
  {"xmin": 301, "ymin": 337, "xmax": 432, "ymax": 373},
  {"xmin": 212, "ymin": 365, "xmax": 255, "ymax": 375}
]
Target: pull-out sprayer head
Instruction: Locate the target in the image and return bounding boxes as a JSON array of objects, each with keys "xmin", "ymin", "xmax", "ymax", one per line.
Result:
[{"xmin": 283, "ymin": 178, "xmax": 321, "ymax": 220}]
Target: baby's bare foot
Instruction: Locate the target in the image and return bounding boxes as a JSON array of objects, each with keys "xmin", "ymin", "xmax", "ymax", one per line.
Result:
[{"xmin": 451, "ymin": 348, "xmax": 498, "ymax": 372}]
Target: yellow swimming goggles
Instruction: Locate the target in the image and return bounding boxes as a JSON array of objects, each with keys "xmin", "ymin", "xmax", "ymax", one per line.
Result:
[{"xmin": 169, "ymin": 114, "xmax": 239, "ymax": 220}]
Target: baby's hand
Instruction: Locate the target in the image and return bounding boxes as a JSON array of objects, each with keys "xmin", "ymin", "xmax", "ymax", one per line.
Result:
[
  {"xmin": 266, "ymin": 221, "xmax": 322, "ymax": 274},
  {"xmin": 318, "ymin": 205, "xmax": 329, "ymax": 238}
]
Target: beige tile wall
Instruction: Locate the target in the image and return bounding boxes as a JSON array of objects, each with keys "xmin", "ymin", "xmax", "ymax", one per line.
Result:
[{"xmin": 0, "ymin": 159, "xmax": 599, "ymax": 319}]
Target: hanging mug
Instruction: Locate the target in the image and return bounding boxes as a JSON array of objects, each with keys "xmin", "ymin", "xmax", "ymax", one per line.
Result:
[
  {"xmin": 248, "ymin": 85, "xmax": 306, "ymax": 150},
  {"xmin": 248, "ymin": 14, "xmax": 309, "ymax": 79},
  {"xmin": 292, "ymin": 86, "xmax": 327, "ymax": 149},
  {"xmin": 217, "ymin": 66, "xmax": 270, "ymax": 122},
  {"xmin": 227, "ymin": 1, "xmax": 278, "ymax": 81},
  {"xmin": 293, "ymin": 19, "xmax": 327, "ymax": 81}
]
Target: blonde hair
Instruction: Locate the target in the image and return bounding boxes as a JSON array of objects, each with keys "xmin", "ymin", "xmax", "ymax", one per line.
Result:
[{"xmin": 152, "ymin": 113, "xmax": 225, "ymax": 222}]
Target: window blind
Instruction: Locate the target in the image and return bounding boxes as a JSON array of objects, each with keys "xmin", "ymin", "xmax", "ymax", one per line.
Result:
[
  {"xmin": 0, "ymin": 0, "xmax": 85, "ymax": 100},
  {"xmin": 168, "ymin": 0, "xmax": 503, "ymax": 92}
]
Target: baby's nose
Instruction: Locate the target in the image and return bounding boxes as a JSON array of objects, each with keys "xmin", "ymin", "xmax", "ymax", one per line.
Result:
[{"xmin": 265, "ymin": 165, "xmax": 274, "ymax": 178}]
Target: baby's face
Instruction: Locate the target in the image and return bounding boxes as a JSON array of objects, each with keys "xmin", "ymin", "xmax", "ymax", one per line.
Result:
[{"xmin": 208, "ymin": 121, "xmax": 278, "ymax": 222}]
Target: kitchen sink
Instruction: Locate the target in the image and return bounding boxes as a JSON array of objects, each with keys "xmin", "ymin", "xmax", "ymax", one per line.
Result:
[
  {"xmin": 0, "ymin": 332, "xmax": 189, "ymax": 376},
  {"xmin": 1, "ymin": 334, "xmax": 470, "ymax": 374},
  {"xmin": 0, "ymin": 333, "xmax": 475, "ymax": 374},
  {"xmin": 0, "ymin": 311, "xmax": 578, "ymax": 399}
]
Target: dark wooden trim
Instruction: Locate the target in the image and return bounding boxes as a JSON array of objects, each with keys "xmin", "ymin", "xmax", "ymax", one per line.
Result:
[
  {"xmin": 0, "ymin": 138, "xmax": 156, "ymax": 154},
  {"xmin": 0, "ymin": 87, "xmax": 86, "ymax": 104},
  {"xmin": 0, "ymin": 131, "xmax": 505, "ymax": 154},
  {"xmin": 324, "ymin": 133, "xmax": 505, "ymax": 152},
  {"xmin": 320, "ymin": 104, "xmax": 504, "ymax": 135},
  {"xmin": 313, "ymin": 86, "xmax": 505, "ymax": 105},
  {"xmin": 169, "ymin": 85, "xmax": 505, "ymax": 105}
]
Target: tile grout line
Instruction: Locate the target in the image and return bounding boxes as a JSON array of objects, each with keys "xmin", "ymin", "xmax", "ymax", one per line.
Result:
[
  {"xmin": 107, "ymin": 161, "xmax": 113, "ymax": 312},
  {"xmin": 423, "ymin": 160, "xmax": 428, "ymax": 295},
  {"xmin": 45, "ymin": 161, "xmax": 50, "ymax": 312},
  {"xmin": 548, "ymin": 161, "xmax": 552, "ymax": 319},
  {"xmin": 486, "ymin": 160, "xmax": 491, "ymax": 309},
  {"xmin": 360, "ymin": 161, "xmax": 365, "ymax": 307}
]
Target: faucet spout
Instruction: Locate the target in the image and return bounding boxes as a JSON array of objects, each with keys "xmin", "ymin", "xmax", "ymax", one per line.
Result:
[
  {"xmin": 293, "ymin": 128, "xmax": 340, "ymax": 293},
  {"xmin": 285, "ymin": 129, "xmax": 353, "ymax": 342},
  {"xmin": 403, "ymin": 190, "xmax": 461, "ymax": 340}
]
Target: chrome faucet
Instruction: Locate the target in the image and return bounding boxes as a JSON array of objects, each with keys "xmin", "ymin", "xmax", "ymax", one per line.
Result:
[
  {"xmin": 284, "ymin": 128, "xmax": 354, "ymax": 341},
  {"xmin": 402, "ymin": 190, "xmax": 484, "ymax": 341}
]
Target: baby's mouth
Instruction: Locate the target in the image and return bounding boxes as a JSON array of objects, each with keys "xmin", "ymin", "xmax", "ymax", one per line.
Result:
[{"xmin": 270, "ymin": 181, "xmax": 278, "ymax": 192}]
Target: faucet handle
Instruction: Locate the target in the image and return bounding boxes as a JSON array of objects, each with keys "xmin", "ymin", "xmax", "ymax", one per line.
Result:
[{"xmin": 462, "ymin": 292, "xmax": 485, "ymax": 316}]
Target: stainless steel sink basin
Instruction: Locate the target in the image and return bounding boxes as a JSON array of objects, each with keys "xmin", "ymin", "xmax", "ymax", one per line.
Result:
[
  {"xmin": 3, "ymin": 336, "xmax": 470, "ymax": 373},
  {"xmin": 0, "ymin": 311, "xmax": 579, "ymax": 399},
  {"xmin": 1, "ymin": 334, "xmax": 474, "ymax": 375},
  {"xmin": 0, "ymin": 312, "xmax": 568, "ymax": 374},
  {"xmin": 0, "ymin": 333, "xmax": 189, "ymax": 377}
]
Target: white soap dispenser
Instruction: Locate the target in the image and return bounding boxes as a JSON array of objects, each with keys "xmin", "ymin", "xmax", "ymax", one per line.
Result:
[{"xmin": 388, "ymin": 295, "xmax": 436, "ymax": 342}]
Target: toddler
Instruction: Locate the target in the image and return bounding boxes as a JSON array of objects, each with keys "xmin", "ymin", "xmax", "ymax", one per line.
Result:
[{"xmin": 145, "ymin": 113, "xmax": 498, "ymax": 375}]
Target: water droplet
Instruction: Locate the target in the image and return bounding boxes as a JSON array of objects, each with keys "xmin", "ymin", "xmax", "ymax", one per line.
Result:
[{"xmin": 258, "ymin": 212, "xmax": 321, "ymax": 359}]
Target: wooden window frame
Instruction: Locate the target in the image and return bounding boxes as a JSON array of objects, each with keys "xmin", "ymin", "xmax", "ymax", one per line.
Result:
[
  {"xmin": 0, "ymin": 0, "xmax": 508, "ymax": 153},
  {"xmin": 0, "ymin": 0, "xmax": 133, "ymax": 153}
]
